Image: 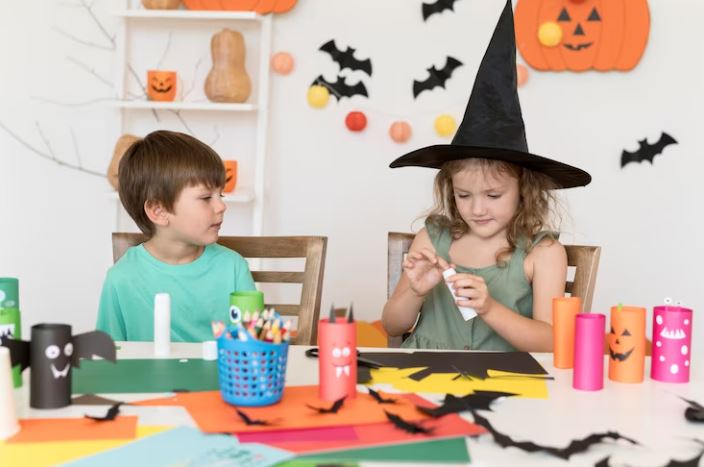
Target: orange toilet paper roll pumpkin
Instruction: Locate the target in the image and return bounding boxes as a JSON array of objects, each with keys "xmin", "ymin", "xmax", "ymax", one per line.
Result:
[
  {"xmin": 607, "ymin": 305, "xmax": 646, "ymax": 383},
  {"xmin": 223, "ymin": 160, "xmax": 238, "ymax": 193},
  {"xmin": 147, "ymin": 70, "xmax": 177, "ymax": 102},
  {"xmin": 552, "ymin": 296, "xmax": 581, "ymax": 369}
]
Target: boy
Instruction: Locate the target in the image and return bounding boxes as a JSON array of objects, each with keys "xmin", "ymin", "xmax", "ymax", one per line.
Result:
[{"xmin": 97, "ymin": 130, "xmax": 256, "ymax": 342}]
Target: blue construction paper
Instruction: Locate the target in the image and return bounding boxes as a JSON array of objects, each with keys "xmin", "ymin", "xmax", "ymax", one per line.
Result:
[{"xmin": 62, "ymin": 427, "xmax": 293, "ymax": 467}]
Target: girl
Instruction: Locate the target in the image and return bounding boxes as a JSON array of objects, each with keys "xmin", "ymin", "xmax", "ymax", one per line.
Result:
[
  {"xmin": 382, "ymin": 158, "xmax": 571, "ymax": 351},
  {"xmin": 382, "ymin": 0, "xmax": 591, "ymax": 351}
]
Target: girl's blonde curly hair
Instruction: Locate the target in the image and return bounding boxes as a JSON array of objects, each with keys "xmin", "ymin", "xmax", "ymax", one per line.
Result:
[{"xmin": 427, "ymin": 158, "xmax": 561, "ymax": 265}]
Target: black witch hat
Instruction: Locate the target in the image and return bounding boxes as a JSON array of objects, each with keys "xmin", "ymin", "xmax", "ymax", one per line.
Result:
[{"xmin": 390, "ymin": 0, "xmax": 591, "ymax": 189}]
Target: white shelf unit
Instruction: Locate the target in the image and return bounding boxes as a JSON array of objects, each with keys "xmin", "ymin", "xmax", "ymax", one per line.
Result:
[{"xmin": 112, "ymin": 2, "xmax": 272, "ymax": 235}]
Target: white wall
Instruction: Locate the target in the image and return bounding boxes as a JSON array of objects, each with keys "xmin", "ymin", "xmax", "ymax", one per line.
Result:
[{"xmin": 1, "ymin": 1, "xmax": 702, "ymax": 344}]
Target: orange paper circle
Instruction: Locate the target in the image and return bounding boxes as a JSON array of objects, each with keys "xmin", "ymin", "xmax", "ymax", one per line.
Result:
[
  {"xmin": 389, "ymin": 121, "xmax": 412, "ymax": 143},
  {"xmin": 271, "ymin": 52, "xmax": 294, "ymax": 75},
  {"xmin": 517, "ymin": 64, "xmax": 529, "ymax": 87}
]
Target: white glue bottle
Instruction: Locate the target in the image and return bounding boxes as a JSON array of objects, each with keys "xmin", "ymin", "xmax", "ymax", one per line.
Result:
[
  {"xmin": 154, "ymin": 293, "xmax": 171, "ymax": 357},
  {"xmin": 442, "ymin": 268, "xmax": 477, "ymax": 321}
]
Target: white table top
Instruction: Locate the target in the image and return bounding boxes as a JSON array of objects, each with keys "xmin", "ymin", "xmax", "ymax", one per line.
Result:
[{"xmin": 14, "ymin": 342, "xmax": 704, "ymax": 466}]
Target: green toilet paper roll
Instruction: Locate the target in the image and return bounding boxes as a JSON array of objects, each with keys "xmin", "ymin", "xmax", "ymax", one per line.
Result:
[
  {"xmin": 0, "ymin": 307, "xmax": 22, "ymax": 388},
  {"xmin": 0, "ymin": 278, "xmax": 19, "ymax": 309}
]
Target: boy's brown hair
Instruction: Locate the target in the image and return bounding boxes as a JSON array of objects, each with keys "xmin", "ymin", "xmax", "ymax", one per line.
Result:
[
  {"xmin": 428, "ymin": 157, "xmax": 561, "ymax": 265},
  {"xmin": 118, "ymin": 130, "xmax": 225, "ymax": 238}
]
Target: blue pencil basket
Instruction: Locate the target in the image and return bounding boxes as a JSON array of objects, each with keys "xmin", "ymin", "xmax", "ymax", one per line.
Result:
[{"xmin": 216, "ymin": 333, "xmax": 289, "ymax": 407}]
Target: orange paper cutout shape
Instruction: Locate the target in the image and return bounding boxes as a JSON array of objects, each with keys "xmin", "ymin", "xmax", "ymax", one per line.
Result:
[
  {"xmin": 7, "ymin": 416, "xmax": 138, "ymax": 443},
  {"xmin": 134, "ymin": 386, "xmax": 430, "ymax": 433},
  {"xmin": 515, "ymin": 0, "xmax": 650, "ymax": 72}
]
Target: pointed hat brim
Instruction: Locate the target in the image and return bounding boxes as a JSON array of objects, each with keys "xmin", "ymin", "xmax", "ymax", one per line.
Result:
[{"xmin": 389, "ymin": 144, "xmax": 591, "ymax": 188}]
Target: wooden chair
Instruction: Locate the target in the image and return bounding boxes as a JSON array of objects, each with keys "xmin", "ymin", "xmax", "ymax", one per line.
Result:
[
  {"xmin": 112, "ymin": 233, "xmax": 327, "ymax": 345},
  {"xmin": 386, "ymin": 232, "xmax": 602, "ymax": 347}
]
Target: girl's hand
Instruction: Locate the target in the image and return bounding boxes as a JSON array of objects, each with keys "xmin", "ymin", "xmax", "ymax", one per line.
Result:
[
  {"xmin": 402, "ymin": 248, "xmax": 448, "ymax": 298},
  {"xmin": 446, "ymin": 271, "xmax": 495, "ymax": 315}
]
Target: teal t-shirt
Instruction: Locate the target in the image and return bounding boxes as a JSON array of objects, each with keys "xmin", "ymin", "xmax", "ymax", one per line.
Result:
[{"xmin": 97, "ymin": 243, "xmax": 255, "ymax": 342}]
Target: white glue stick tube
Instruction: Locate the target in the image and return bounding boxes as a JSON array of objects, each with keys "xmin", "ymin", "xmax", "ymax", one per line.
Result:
[
  {"xmin": 442, "ymin": 268, "xmax": 477, "ymax": 321},
  {"xmin": 154, "ymin": 293, "xmax": 171, "ymax": 357}
]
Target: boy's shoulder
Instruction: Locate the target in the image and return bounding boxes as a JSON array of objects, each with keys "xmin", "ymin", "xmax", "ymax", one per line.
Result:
[{"xmin": 206, "ymin": 242, "xmax": 247, "ymax": 263}]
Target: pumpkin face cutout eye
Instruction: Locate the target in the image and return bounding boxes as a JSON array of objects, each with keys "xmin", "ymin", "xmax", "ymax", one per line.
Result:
[{"xmin": 146, "ymin": 70, "xmax": 177, "ymax": 102}]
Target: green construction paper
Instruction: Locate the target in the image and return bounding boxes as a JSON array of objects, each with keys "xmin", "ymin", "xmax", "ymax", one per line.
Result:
[
  {"xmin": 281, "ymin": 437, "xmax": 470, "ymax": 465},
  {"xmin": 72, "ymin": 358, "xmax": 219, "ymax": 394}
]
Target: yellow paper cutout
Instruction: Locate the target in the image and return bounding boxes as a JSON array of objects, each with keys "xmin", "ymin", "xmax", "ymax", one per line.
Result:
[
  {"xmin": 367, "ymin": 367, "xmax": 549, "ymax": 399},
  {"xmin": 0, "ymin": 425, "xmax": 170, "ymax": 467}
]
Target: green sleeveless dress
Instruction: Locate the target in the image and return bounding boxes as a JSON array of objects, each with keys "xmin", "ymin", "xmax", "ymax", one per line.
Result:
[{"xmin": 401, "ymin": 220, "xmax": 552, "ymax": 351}]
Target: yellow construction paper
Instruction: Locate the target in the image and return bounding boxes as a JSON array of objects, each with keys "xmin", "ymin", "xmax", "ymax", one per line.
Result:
[
  {"xmin": 367, "ymin": 367, "xmax": 549, "ymax": 399},
  {"xmin": 0, "ymin": 425, "xmax": 170, "ymax": 467}
]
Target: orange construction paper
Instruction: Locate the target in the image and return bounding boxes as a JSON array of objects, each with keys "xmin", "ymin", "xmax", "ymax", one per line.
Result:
[
  {"xmin": 136, "ymin": 386, "xmax": 431, "ymax": 433},
  {"xmin": 7, "ymin": 416, "xmax": 138, "ymax": 443},
  {"xmin": 251, "ymin": 413, "xmax": 484, "ymax": 454}
]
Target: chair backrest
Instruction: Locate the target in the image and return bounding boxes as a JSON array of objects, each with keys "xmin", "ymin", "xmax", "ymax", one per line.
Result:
[
  {"xmin": 386, "ymin": 232, "xmax": 602, "ymax": 346},
  {"xmin": 112, "ymin": 233, "xmax": 327, "ymax": 345}
]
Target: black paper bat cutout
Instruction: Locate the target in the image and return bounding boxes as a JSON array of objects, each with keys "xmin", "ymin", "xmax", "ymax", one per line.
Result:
[
  {"xmin": 422, "ymin": 0, "xmax": 460, "ymax": 21},
  {"xmin": 680, "ymin": 397, "xmax": 704, "ymax": 423},
  {"xmin": 307, "ymin": 396, "xmax": 346, "ymax": 414},
  {"xmin": 368, "ymin": 388, "xmax": 398, "ymax": 405},
  {"xmin": 319, "ymin": 40, "xmax": 372, "ymax": 76},
  {"xmin": 312, "ymin": 75, "xmax": 368, "ymax": 100},
  {"xmin": 413, "ymin": 56, "xmax": 463, "ymax": 98},
  {"xmin": 621, "ymin": 132, "xmax": 678, "ymax": 168},
  {"xmin": 85, "ymin": 402, "xmax": 123, "ymax": 422},
  {"xmin": 385, "ymin": 410, "xmax": 433, "ymax": 435},
  {"xmin": 236, "ymin": 409, "xmax": 271, "ymax": 426},
  {"xmin": 418, "ymin": 391, "xmax": 516, "ymax": 417},
  {"xmin": 595, "ymin": 440, "xmax": 704, "ymax": 467},
  {"xmin": 471, "ymin": 410, "xmax": 638, "ymax": 460}
]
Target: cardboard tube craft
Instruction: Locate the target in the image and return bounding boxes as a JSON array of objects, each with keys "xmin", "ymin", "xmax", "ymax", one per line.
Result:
[
  {"xmin": 0, "ymin": 323, "xmax": 116, "ymax": 409},
  {"xmin": 318, "ymin": 304, "xmax": 357, "ymax": 402}
]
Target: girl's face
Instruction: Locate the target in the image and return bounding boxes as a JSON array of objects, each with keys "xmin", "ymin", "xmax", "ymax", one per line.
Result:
[{"xmin": 451, "ymin": 167, "xmax": 520, "ymax": 240}]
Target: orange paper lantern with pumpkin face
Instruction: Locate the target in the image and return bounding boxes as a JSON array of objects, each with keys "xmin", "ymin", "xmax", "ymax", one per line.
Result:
[
  {"xmin": 147, "ymin": 70, "xmax": 177, "ymax": 101},
  {"xmin": 515, "ymin": 0, "xmax": 650, "ymax": 72},
  {"xmin": 607, "ymin": 305, "xmax": 646, "ymax": 383}
]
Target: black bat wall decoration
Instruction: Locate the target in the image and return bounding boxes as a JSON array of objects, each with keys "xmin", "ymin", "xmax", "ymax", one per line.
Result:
[
  {"xmin": 307, "ymin": 396, "xmax": 346, "ymax": 414},
  {"xmin": 319, "ymin": 40, "xmax": 372, "ymax": 76},
  {"xmin": 312, "ymin": 75, "xmax": 368, "ymax": 100},
  {"xmin": 413, "ymin": 56, "xmax": 463, "ymax": 98},
  {"xmin": 422, "ymin": 0, "xmax": 461, "ymax": 21},
  {"xmin": 470, "ymin": 410, "xmax": 639, "ymax": 460},
  {"xmin": 621, "ymin": 132, "xmax": 678, "ymax": 168},
  {"xmin": 0, "ymin": 323, "xmax": 116, "ymax": 409}
]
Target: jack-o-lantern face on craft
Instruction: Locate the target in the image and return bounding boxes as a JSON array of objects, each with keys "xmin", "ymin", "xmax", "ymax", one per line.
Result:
[
  {"xmin": 147, "ymin": 70, "xmax": 177, "ymax": 102},
  {"xmin": 515, "ymin": 0, "xmax": 650, "ymax": 72},
  {"xmin": 607, "ymin": 306, "xmax": 645, "ymax": 383}
]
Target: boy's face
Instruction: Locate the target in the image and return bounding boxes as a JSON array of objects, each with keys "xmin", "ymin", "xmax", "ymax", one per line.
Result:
[
  {"xmin": 451, "ymin": 167, "xmax": 520, "ymax": 241},
  {"xmin": 165, "ymin": 183, "xmax": 226, "ymax": 246}
]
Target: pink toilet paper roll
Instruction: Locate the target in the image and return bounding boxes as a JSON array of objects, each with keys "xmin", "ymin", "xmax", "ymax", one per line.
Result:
[
  {"xmin": 573, "ymin": 313, "xmax": 605, "ymax": 391},
  {"xmin": 651, "ymin": 304, "xmax": 693, "ymax": 383}
]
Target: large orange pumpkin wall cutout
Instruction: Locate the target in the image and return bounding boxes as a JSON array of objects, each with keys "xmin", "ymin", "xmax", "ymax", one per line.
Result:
[{"xmin": 515, "ymin": 0, "xmax": 650, "ymax": 72}]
